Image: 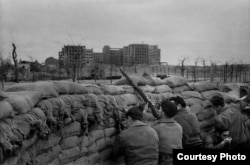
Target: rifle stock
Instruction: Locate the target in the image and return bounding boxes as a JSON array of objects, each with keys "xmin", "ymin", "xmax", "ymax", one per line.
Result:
[{"xmin": 118, "ymin": 67, "xmax": 160, "ymax": 119}]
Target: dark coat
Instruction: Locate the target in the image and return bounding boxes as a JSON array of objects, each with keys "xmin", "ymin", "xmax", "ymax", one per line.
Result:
[
  {"xmin": 112, "ymin": 120, "xmax": 159, "ymax": 165},
  {"xmin": 174, "ymin": 108, "xmax": 203, "ymax": 148},
  {"xmin": 215, "ymin": 106, "xmax": 250, "ymax": 148}
]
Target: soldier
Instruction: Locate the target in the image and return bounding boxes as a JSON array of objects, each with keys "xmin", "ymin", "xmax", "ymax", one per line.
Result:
[
  {"xmin": 112, "ymin": 105, "xmax": 159, "ymax": 165},
  {"xmin": 152, "ymin": 100, "xmax": 183, "ymax": 165},
  {"xmin": 170, "ymin": 96, "xmax": 203, "ymax": 149}
]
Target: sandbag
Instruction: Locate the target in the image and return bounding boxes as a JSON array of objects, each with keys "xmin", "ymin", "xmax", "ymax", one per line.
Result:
[
  {"xmin": 114, "ymin": 94, "xmax": 139, "ymax": 109},
  {"xmin": 36, "ymin": 134, "xmax": 61, "ymax": 155},
  {"xmin": 99, "ymin": 148, "xmax": 112, "ymax": 161},
  {"xmin": 59, "ymin": 146, "xmax": 82, "ymax": 165},
  {"xmin": 89, "ymin": 130, "xmax": 105, "ymax": 141},
  {"xmin": 5, "ymin": 81, "xmax": 58, "ymax": 98},
  {"xmin": 101, "ymin": 85, "xmax": 125, "ymax": 95},
  {"xmin": 0, "ymin": 101, "xmax": 15, "ymax": 119},
  {"xmin": 80, "ymin": 84, "xmax": 104, "ymax": 95},
  {"xmin": 172, "ymin": 85, "xmax": 191, "ymax": 93},
  {"xmin": 96, "ymin": 138, "xmax": 106, "ymax": 151},
  {"xmin": 62, "ymin": 122, "xmax": 82, "ymax": 138},
  {"xmin": 53, "ymin": 81, "xmax": 88, "ymax": 94},
  {"xmin": 87, "ymin": 141, "xmax": 98, "ymax": 153},
  {"xmin": 75, "ymin": 156, "xmax": 89, "ymax": 165},
  {"xmin": 104, "ymin": 127, "xmax": 116, "ymax": 137},
  {"xmin": 81, "ymin": 136, "xmax": 95, "ymax": 148},
  {"xmin": 85, "ymin": 152, "xmax": 100, "ymax": 165},
  {"xmin": 180, "ymin": 91, "xmax": 202, "ymax": 99},
  {"xmin": 139, "ymin": 85, "xmax": 156, "ymax": 93},
  {"xmin": 163, "ymin": 76, "xmax": 187, "ymax": 87},
  {"xmin": 36, "ymin": 145, "xmax": 61, "ymax": 165},
  {"xmin": 5, "ymin": 91, "xmax": 42, "ymax": 114},
  {"xmin": 61, "ymin": 136, "xmax": 81, "ymax": 150},
  {"xmin": 48, "ymin": 158, "xmax": 59, "ymax": 165},
  {"xmin": 159, "ymin": 92, "xmax": 174, "ymax": 101},
  {"xmin": 191, "ymin": 81, "xmax": 218, "ymax": 92},
  {"xmin": 113, "ymin": 75, "xmax": 147, "ymax": 86},
  {"xmin": 184, "ymin": 98, "xmax": 203, "ymax": 106},
  {"xmin": 154, "ymin": 85, "xmax": 172, "ymax": 94},
  {"xmin": 120, "ymin": 85, "xmax": 134, "ymax": 94},
  {"xmin": 201, "ymin": 90, "xmax": 222, "ymax": 100},
  {"xmin": 104, "ymin": 137, "xmax": 116, "ymax": 147}
]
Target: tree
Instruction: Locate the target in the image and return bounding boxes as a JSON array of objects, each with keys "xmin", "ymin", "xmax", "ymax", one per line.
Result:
[
  {"xmin": 179, "ymin": 57, "xmax": 186, "ymax": 77},
  {"xmin": 12, "ymin": 43, "xmax": 19, "ymax": 83},
  {"xmin": 0, "ymin": 55, "xmax": 12, "ymax": 89},
  {"xmin": 192, "ymin": 58, "xmax": 200, "ymax": 82},
  {"xmin": 202, "ymin": 59, "xmax": 206, "ymax": 81}
]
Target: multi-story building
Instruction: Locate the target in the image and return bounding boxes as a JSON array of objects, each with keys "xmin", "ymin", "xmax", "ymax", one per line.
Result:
[
  {"xmin": 103, "ymin": 46, "xmax": 123, "ymax": 66},
  {"xmin": 93, "ymin": 52, "xmax": 103, "ymax": 64},
  {"xmin": 59, "ymin": 43, "xmax": 160, "ymax": 68},
  {"xmin": 59, "ymin": 45, "xmax": 96, "ymax": 69},
  {"xmin": 149, "ymin": 45, "xmax": 161, "ymax": 65}
]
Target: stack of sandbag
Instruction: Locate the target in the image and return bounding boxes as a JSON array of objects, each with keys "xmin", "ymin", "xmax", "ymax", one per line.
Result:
[
  {"xmin": 113, "ymin": 73, "xmax": 164, "ymax": 86},
  {"xmin": 5, "ymin": 81, "xmax": 59, "ymax": 98},
  {"xmin": 1, "ymin": 79, "xmax": 246, "ymax": 165}
]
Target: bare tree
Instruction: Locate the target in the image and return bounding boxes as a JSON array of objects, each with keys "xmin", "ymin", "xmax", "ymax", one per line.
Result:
[
  {"xmin": 202, "ymin": 59, "xmax": 206, "ymax": 81},
  {"xmin": 12, "ymin": 43, "xmax": 19, "ymax": 83},
  {"xmin": 210, "ymin": 62, "xmax": 216, "ymax": 82},
  {"xmin": 178, "ymin": 57, "xmax": 186, "ymax": 77},
  {"xmin": 192, "ymin": 58, "xmax": 200, "ymax": 82}
]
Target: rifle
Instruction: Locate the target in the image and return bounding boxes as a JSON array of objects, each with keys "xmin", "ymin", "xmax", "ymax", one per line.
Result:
[{"xmin": 118, "ymin": 67, "xmax": 161, "ymax": 119}]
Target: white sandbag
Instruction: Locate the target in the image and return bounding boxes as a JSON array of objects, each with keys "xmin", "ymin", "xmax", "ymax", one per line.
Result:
[
  {"xmin": 113, "ymin": 75, "xmax": 147, "ymax": 86},
  {"xmin": 89, "ymin": 129, "xmax": 105, "ymax": 141},
  {"xmin": 81, "ymin": 136, "xmax": 95, "ymax": 149},
  {"xmin": 120, "ymin": 85, "xmax": 135, "ymax": 94},
  {"xmin": 5, "ymin": 81, "xmax": 58, "ymax": 98},
  {"xmin": 36, "ymin": 134, "xmax": 61, "ymax": 155},
  {"xmin": 0, "ymin": 101, "xmax": 15, "ymax": 119},
  {"xmin": 154, "ymin": 85, "xmax": 172, "ymax": 94},
  {"xmin": 75, "ymin": 156, "xmax": 89, "ymax": 165},
  {"xmin": 96, "ymin": 138, "xmax": 106, "ymax": 151},
  {"xmin": 146, "ymin": 93, "xmax": 162, "ymax": 103},
  {"xmin": 48, "ymin": 158, "xmax": 59, "ymax": 165},
  {"xmin": 159, "ymin": 92, "xmax": 174, "ymax": 101},
  {"xmin": 151, "ymin": 76, "xmax": 164, "ymax": 86},
  {"xmin": 184, "ymin": 98, "xmax": 203, "ymax": 107},
  {"xmin": 104, "ymin": 127, "xmax": 116, "ymax": 137},
  {"xmin": 139, "ymin": 85, "xmax": 156, "ymax": 93},
  {"xmin": 59, "ymin": 146, "xmax": 82, "ymax": 165},
  {"xmin": 163, "ymin": 76, "xmax": 187, "ymax": 87},
  {"xmin": 180, "ymin": 91, "xmax": 202, "ymax": 99},
  {"xmin": 5, "ymin": 91, "xmax": 42, "ymax": 114},
  {"xmin": 190, "ymin": 81, "xmax": 218, "ymax": 92},
  {"xmin": 53, "ymin": 81, "xmax": 89, "ymax": 94},
  {"xmin": 62, "ymin": 122, "xmax": 82, "ymax": 138},
  {"xmin": 61, "ymin": 136, "xmax": 81, "ymax": 150},
  {"xmin": 201, "ymin": 90, "xmax": 222, "ymax": 100},
  {"xmin": 80, "ymin": 84, "xmax": 104, "ymax": 95},
  {"xmin": 172, "ymin": 85, "xmax": 191, "ymax": 93},
  {"xmin": 114, "ymin": 94, "xmax": 139, "ymax": 108},
  {"xmin": 101, "ymin": 84, "xmax": 125, "ymax": 95}
]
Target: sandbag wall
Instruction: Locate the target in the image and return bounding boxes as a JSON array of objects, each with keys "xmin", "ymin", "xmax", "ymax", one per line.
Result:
[
  {"xmin": 114, "ymin": 74, "xmax": 242, "ymax": 138},
  {"xmin": 0, "ymin": 76, "xmax": 243, "ymax": 165},
  {"xmin": 0, "ymin": 81, "xmax": 140, "ymax": 165}
]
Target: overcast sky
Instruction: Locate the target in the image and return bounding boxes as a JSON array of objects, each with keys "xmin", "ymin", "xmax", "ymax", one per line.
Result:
[{"xmin": 1, "ymin": 0, "xmax": 250, "ymax": 65}]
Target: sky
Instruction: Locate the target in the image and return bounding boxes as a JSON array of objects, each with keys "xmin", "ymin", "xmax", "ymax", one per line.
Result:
[{"xmin": 0, "ymin": 0, "xmax": 250, "ymax": 65}]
